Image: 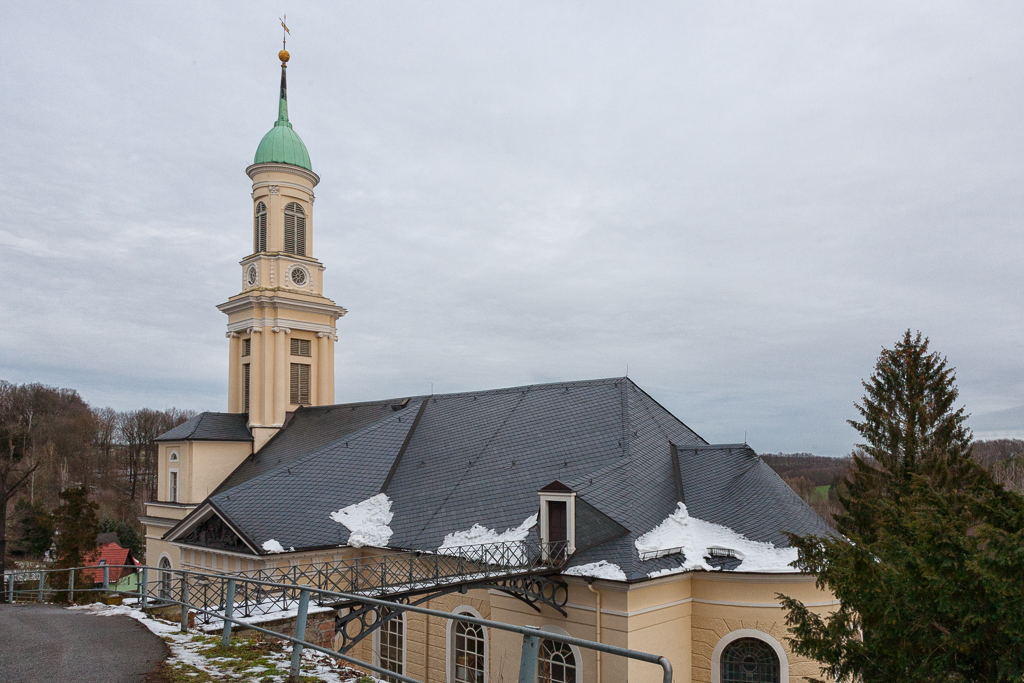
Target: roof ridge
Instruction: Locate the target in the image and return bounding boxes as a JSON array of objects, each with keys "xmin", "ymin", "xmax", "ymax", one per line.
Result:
[{"xmin": 321, "ymin": 377, "xmax": 628, "ymax": 411}]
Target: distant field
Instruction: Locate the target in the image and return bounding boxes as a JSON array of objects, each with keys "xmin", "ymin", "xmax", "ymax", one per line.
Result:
[{"xmin": 812, "ymin": 485, "xmax": 830, "ymax": 502}]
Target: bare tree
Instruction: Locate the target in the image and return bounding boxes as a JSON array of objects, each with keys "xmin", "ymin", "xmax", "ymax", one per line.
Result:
[{"xmin": 0, "ymin": 382, "xmax": 38, "ymax": 574}]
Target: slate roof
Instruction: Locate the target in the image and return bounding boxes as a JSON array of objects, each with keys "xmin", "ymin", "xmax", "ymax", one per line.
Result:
[
  {"xmin": 155, "ymin": 412, "xmax": 252, "ymax": 442},
  {"xmin": 174, "ymin": 377, "xmax": 835, "ymax": 581}
]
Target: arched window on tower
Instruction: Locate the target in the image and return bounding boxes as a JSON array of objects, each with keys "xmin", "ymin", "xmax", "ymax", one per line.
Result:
[
  {"xmin": 720, "ymin": 637, "xmax": 780, "ymax": 683},
  {"xmin": 254, "ymin": 202, "xmax": 267, "ymax": 253},
  {"xmin": 284, "ymin": 202, "xmax": 306, "ymax": 256}
]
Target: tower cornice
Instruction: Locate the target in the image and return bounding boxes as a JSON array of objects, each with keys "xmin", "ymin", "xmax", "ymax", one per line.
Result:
[
  {"xmin": 217, "ymin": 293, "xmax": 347, "ymax": 320},
  {"xmin": 246, "ymin": 162, "xmax": 320, "ymax": 187}
]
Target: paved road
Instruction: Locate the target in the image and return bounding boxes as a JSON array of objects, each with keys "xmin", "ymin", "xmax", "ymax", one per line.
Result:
[{"xmin": 0, "ymin": 604, "xmax": 166, "ymax": 683}]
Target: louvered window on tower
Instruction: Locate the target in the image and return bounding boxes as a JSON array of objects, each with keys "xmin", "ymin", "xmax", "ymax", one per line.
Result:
[
  {"xmin": 242, "ymin": 338, "xmax": 251, "ymax": 357},
  {"xmin": 243, "ymin": 363, "xmax": 251, "ymax": 413},
  {"xmin": 284, "ymin": 202, "xmax": 306, "ymax": 256},
  {"xmin": 290, "ymin": 338, "xmax": 311, "ymax": 357},
  {"xmin": 290, "ymin": 363, "xmax": 310, "ymax": 405},
  {"xmin": 254, "ymin": 202, "xmax": 267, "ymax": 253}
]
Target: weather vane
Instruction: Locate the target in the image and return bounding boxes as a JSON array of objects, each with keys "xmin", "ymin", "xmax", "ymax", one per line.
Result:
[{"xmin": 280, "ymin": 15, "xmax": 290, "ymax": 50}]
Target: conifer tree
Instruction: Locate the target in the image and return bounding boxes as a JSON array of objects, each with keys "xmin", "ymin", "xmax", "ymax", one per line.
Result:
[{"xmin": 780, "ymin": 331, "xmax": 1024, "ymax": 682}]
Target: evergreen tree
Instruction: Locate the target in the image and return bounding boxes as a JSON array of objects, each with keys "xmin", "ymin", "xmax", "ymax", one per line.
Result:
[
  {"xmin": 780, "ymin": 331, "xmax": 1024, "ymax": 682},
  {"xmin": 97, "ymin": 516, "xmax": 144, "ymax": 558},
  {"xmin": 12, "ymin": 499, "xmax": 54, "ymax": 558},
  {"xmin": 51, "ymin": 487, "xmax": 99, "ymax": 600}
]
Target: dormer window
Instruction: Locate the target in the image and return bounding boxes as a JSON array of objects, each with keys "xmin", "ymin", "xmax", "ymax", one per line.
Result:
[
  {"xmin": 284, "ymin": 202, "xmax": 306, "ymax": 256},
  {"xmin": 254, "ymin": 202, "xmax": 267, "ymax": 253},
  {"xmin": 539, "ymin": 481, "xmax": 576, "ymax": 562}
]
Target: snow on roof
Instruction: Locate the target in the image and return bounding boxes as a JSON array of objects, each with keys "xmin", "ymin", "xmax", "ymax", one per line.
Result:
[
  {"xmin": 330, "ymin": 493, "xmax": 394, "ymax": 548},
  {"xmin": 262, "ymin": 539, "xmax": 291, "ymax": 554},
  {"xmin": 563, "ymin": 560, "xmax": 627, "ymax": 581},
  {"xmin": 636, "ymin": 502, "xmax": 799, "ymax": 575},
  {"xmin": 437, "ymin": 514, "xmax": 537, "ymax": 563}
]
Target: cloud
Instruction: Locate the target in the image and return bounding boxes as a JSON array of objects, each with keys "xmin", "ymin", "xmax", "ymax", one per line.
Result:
[{"xmin": 2, "ymin": 1, "xmax": 1023, "ymax": 455}]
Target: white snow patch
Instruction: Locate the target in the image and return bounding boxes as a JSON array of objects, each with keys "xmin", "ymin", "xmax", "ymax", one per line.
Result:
[
  {"xmin": 563, "ymin": 560, "xmax": 627, "ymax": 581},
  {"xmin": 68, "ymin": 602, "xmax": 365, "ymax": 682},
  {"xmin": 330, "ymin": 493, "xmax": 394, "ymax": 548},
  {"xmin": 437, "ymin": 514, "xmax": 537, "ymax": 563},
  {"xmin": 262, "ymin": 539, "xmax": 291, "ymax": 553},
  {"xmin": 636, "ymin": 502, "xmax": 799, "ymax": 576}
]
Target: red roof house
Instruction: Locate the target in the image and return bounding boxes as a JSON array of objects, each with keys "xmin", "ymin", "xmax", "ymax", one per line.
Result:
[{"xmin": 83, "ymin": 543, "xmax": 140, "ymax": 584}]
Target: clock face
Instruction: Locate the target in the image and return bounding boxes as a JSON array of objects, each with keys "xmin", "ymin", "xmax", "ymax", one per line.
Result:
[
  {"xmin": 246, "ymin": 265, "xmax": 258, "ymax": 287},
  {"xmin": 289, "ymin": 266, "xmax": 308, "ymax": 287}
]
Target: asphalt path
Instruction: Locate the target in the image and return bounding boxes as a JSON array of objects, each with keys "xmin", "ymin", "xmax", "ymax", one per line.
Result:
[{"xmin": 0, "ymin": 603, "xmax": 166, "ymax": 682}]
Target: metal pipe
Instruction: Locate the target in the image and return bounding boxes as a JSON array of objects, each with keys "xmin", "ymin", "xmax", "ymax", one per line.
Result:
[
  {"xmin": 141, "ymin": 567, "xmax": 148, "ymax": 609},
  {"xmin": 222, "ymin": 578, "xmax": 236, "ymax": 648},
  {"xmin": 6, "ymin": 572, "xmax": 13, "ymax": 604},
  {"xmin": 289, "ymin": 590, "xmax": 310, "ymax": 682},
  {"xmin": 103, "ymin": 565, "xmax": 109, "ymax": 591},
  {"xmin": 38, "ymin": 572, "xmax": 44, "ymax": 602},
  {"xmin": 587, "ymin": 581, "xmax": 602, "ymax": 683},
  {"xmin": 518, "ymin": 635, "xmax": 539, "ymax": 683},
  {"xmin": 180, "ymin": 577, "xmax": 190, "ymax": 632},
  {"xmin": 69, "ymin": 569, "xmax": 75, "ymax": 603}
]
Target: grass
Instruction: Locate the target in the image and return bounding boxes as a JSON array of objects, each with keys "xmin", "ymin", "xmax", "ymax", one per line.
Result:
[{"xmin": 811, "ymin": 485, "xmax": 830, "ymax": 502}]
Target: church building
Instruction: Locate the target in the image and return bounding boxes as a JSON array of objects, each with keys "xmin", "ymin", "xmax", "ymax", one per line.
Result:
[{"xmin": 142, "ymin": 47, "xmax": 838, "ymax": 683}]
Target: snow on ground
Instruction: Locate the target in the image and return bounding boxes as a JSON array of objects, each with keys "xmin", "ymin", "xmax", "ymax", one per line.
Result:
[
  {"xmin": 636, "ymin": 502, "xmax": 799, "ymax": 576},
  {"xmin": 262, "ymin": 539, "xmax": 290, "ymax": 554},
  {"xmin": 437, "ymin": 514, "xmax": 537, "ymax": 563},
  {"xmin": 330, "ymin": 493, "xmax": 394, "ymax": 548},
  {"xmin": 69, "ymin": 602, "xmax": 367, "ymax": 682},
  {"xmin": 563, "ymin": 560, "xmax": 627, "ymax": 581}
]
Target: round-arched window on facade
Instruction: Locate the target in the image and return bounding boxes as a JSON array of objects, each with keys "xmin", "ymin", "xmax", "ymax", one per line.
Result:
[
  {"xmin": 720, "ymin": 637, "xmax": 780, "ymax": 683},
  {"xmin": 284, "ymin": 202, "xmax": 306, "ymax": 256},
  {"xmin": 452, "ymin": 619, "xmax": 486, "ymax": 683},
  {"xmin": 538, "ymin": 639, "xmax": 576, "ymax": 683},
  {"xmin": 159, "ymin": 557, "xmax": 173, "ymax": 599},
  {"xmin": 254, "ymin": 202, "xmax": 267, "ymax": 253}
]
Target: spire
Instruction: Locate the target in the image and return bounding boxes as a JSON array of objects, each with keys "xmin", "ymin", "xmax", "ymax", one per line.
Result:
[{"xmin": 276, "ymin": 50, "xmax": 291, "ymax": 128}]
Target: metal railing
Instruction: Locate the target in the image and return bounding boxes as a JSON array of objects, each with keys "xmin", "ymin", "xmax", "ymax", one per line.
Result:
[
  {"xmin": 3, "ymin": 560, "xmax": 673, "ymax": 683},
  {"xmin": 170, "ymin": 540, "xmax": 569, "ymax": 626}
]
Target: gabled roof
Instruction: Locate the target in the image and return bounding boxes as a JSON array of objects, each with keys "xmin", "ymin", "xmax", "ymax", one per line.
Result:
[
  {"xmin": 155, "ymin": 412, "xmax": 252, "ymax": 442},
  {"xmin": 174, "ymin": 377, "xmax": 835, "ymax": 580},
  {"xmin": 83, "ymin": 543, "xmax": 138, "ymax": 583}
]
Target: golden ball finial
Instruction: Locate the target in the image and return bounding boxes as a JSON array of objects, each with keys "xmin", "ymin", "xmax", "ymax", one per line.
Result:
[{"xmin": 279, "ymin": 49, "xmax": 290, "ymax": 64}]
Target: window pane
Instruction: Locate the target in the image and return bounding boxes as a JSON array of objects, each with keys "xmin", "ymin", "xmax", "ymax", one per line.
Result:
[
  {"xmin": 720, "ymin": 637, "xmax": 780, "ymax": 683},
  {"xmin": 454, "ymin": 620, "xmax": 486, "ymax": 683},
  {"xmin": 538, "ymin": 640, "xmax": 575, "ymax": 683}
]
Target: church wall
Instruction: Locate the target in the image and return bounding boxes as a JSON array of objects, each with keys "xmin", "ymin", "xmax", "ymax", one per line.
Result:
[{"xmin": 185, "ymin": 441, "xmax": 253, "ymax": 503}]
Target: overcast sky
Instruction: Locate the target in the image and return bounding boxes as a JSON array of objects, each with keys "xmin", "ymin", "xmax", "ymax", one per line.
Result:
[{"xmin": 2, "ymin": 2, "xmax": 1022, "ymax": 455}]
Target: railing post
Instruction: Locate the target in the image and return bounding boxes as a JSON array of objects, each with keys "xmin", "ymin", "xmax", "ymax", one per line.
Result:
[
  {"xmin": 518, "ymin": 634, "xmax": 539, "ymax": 683},
  {"xmin": 289, "ymin": 590, "xmax": 310, "ymax": 682},
  {"xmin": 6, "ymin": 572, "xmax": 13, "ymax": 604},
  {"xmin": 69, "ymin": 568, "xmax": 75, "ymax": 603},
  {"xmin": 141, "ymin": 567, "xmax": 148, "ymax": 609},
  {"xmin": 222, "ymin": 578, "xmax": 236, "ymax": 648},
  {"xmin": 103, "ymin": 565, "xmax": 110, "ymax": 591},
  {"xmin": 38, "ymin": 571, "xmax": 44, "ymax": 602},
  {"xmin": 180, "ymin": 575, "xmax": 190, "ymax": 632}
]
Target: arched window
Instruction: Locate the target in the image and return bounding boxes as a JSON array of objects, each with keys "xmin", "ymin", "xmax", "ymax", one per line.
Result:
[
  {"xmin": 538, "ymin": 639, "xmax": 576, "ymax": 683},
  {"xmin": 720, "ymin": 637, "xmax": 780, "ymax": 683},
  {"xmin": 168, "ymin": 450, "xmax": 178, "ymax": 462},
  {"xmin": 158, "ymin": 557, "xmax": 172, "ymax": 600},
  {"xmin": 375, "ymin": 609, "xmax": 405, "ymax": 682},
  {"xmin": 452, "ymin": 618, "xmax": 486, "ymax": 683},
  {"xmin": 254, "ymin": 202, "xmax": 267, "ymax": 253},
  {"xmin": 284, "ymin": 202, "xmax": 306, "ymax": 256}
]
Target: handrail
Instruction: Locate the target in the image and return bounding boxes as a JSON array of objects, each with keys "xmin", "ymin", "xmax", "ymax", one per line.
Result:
[{"xmin": 3, "ymin": 561, "xmax": 673, "ymax": 683}]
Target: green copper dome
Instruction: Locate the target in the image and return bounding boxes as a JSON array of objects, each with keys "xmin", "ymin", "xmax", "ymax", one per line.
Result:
[{"xmin": 253, "ymin": 63, "xmax": 312, "ymax": 171}]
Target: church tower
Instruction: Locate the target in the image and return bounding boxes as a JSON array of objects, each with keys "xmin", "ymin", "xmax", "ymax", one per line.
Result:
[{"xmin": 218, "ymin": 48, "xmax": 346, "ymax": 449}]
